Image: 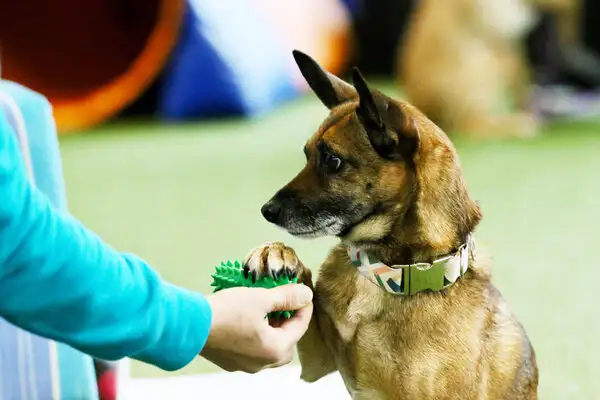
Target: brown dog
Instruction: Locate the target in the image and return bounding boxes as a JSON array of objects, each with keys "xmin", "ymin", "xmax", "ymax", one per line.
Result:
[
  {"xmin": 399, "ymin": 0, "xmax": 541, "ymax": 140},
  {"xmin": 244, "ymin": 50, "xmax": 538, "ymax": 399}
]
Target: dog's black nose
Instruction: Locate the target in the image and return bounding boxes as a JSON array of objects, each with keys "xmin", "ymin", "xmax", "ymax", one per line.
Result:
[{"xmin": 261, "ymin": 201, "xmax": 282, "ymax": 223}]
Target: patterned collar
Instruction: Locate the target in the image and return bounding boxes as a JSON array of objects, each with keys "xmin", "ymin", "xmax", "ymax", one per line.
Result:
[{"xmin": 346, "ymin": 234, "xmax": 475, "ymax": 296}]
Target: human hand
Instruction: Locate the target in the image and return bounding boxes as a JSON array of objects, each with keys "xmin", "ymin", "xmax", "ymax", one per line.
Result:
[{"xmin": 200, "ymin": 284, "xmax": 313, "ymax": 373}]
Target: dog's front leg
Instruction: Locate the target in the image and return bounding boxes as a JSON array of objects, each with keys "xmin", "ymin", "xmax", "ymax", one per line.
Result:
[
  {"xmin": 244, "ymin": 242, "xmax": 337, "ymax": 382},
  {"xmin": 295, "ymin": 267, "xmax": 338, "ymax": 383}
]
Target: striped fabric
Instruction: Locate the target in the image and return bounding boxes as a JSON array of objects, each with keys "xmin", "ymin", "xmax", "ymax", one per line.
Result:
[{"xmin": 0, "ymin": 81, "xmax": 98, "ymax": 399}]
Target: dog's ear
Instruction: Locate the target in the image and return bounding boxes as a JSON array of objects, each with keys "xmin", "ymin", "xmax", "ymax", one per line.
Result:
[
  {"xmin": 352, "ymin": 67, "xmax": 385, "ymax": 132},
  {"xmin": 351, "ymin": 68, "xmax": 419, "ymax": 161},
  {"xmin": 293, "ymin": 50, "xmax": 356, "ymax": 109}
]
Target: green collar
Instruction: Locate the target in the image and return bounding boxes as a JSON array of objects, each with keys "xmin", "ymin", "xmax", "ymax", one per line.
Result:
[{"xmin": 346, "ymin": 235, "xmax": 474, "ymax": 296}]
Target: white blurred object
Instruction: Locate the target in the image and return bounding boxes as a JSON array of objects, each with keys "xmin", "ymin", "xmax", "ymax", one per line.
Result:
[
  {"xmin": 116, "ymin": 358, "xmax": 131, "ymax": 400},
  {"xmin": 475, "ymin": 0, "xmax": 540, "ymax": 40},
  {"xmin": 117, "ymin": 360, "xmax": 349, "ymax": 400},
  {"xmin": 532, "ymin": 85, "xmax": 600, "ymax": 119}
]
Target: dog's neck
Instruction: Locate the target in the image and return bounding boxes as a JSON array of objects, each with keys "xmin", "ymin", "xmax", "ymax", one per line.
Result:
[
  {"xmin": 344, "ymin": 208, "xmax": 476, "ymax": 267},
  {"xmin": 341, "ymin": 136, "xmax": 482, "ymax": 268},
  {"xmin": 344, "ymin": 196, "xmax": 480, "ymax": 267},
  {"xmin": 346, "ymin": 235, "xmax": 469, "ymax": 268},
  {"xmin": 343, "ymin": 232, "xmax": 475, "ymax": 296}
]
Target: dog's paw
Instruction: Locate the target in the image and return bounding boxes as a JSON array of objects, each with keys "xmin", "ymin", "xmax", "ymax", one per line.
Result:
[{"xmin": 243, "ymin": 242, "xmax": 304, "ymax": 283}]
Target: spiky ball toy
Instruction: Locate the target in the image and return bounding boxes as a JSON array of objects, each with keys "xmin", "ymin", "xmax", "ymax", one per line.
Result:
[{"xmin": 210, "ymin": 260, "xmax": 299, "ymax": 319}]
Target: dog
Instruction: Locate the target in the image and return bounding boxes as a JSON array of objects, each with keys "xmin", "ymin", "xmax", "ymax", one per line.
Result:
[
  {"xmin": 399, "ymin": 0, "xmax": 543, "ymax": 139},
  {"xmin": 243, "ymin": 50, "xmax": 538, "ymax": 399}
]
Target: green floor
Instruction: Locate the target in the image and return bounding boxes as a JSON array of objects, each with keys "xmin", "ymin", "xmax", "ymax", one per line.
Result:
[{"xmin": 58, "ymin": 88, "xmax": 599, "ymax": 399}]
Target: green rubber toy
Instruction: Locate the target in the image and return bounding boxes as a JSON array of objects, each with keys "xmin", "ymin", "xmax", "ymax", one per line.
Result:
[{"xmin": 210, "ymin": 260, "xmax": 299, "ymax": 319}]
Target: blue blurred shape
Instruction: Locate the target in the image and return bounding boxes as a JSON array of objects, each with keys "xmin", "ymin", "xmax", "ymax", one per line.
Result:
[
  {"xmin": 340, "ymin": 0, "xmax": 362, "ymax": 15},
  {"xmin": 158, "ymin": 0, "xmax": 299, "ymax": 121}
]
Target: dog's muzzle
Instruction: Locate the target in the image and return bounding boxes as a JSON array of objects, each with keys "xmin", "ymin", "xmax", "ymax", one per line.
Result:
[
  {"xmin": 261, "ymin": 200, "xmax": 282, "ymax": 224},
  {"xmin": 261, "ymin": 191, "xmax": 332, "ymax": 236},
  {"xmin": 260, "ymin": 189, "xmax": 361, "ymax": 237},
  {"xmin": 261, "ymin": 188, "xmax": 298, "ymax": 226}
]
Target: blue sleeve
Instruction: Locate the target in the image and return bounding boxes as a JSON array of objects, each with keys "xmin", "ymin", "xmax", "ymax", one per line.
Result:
[{"xmin": 0, "ymin": 113, "xmax": 213, "ymax": 371}]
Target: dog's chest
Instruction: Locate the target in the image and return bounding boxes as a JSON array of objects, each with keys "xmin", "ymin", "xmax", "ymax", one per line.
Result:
[
  {"xmin": 323, "ymin": 273, "xmax": 383, "ymax": 342},
  {"xmin": 317, "ymin": 270, "xmax": 484, "ymax": 399},
  {"xmin": 318, "ymin": 273, "xmax": 412, "ymax": 395},
  {"xmin": 321, "ymin": 278, "xmax": 388, "ymax": 396}
]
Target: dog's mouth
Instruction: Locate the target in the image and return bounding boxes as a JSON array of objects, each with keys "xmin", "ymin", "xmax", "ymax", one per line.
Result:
[
  {"xmin": 287, "ymin": 221, "xmax": 339, "ymax": 238},
  {"xmin": 285, "ymin": 207, "xmax": 380, "ymax": 239},
  {"xmin": 337, "ymin": 209, "xmax": 378, "ymax": 237}
]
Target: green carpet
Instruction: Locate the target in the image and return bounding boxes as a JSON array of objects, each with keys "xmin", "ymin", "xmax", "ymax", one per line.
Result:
[{"xmin": 58, "ymin": 89, "xmax": 599, "ymax": 399}]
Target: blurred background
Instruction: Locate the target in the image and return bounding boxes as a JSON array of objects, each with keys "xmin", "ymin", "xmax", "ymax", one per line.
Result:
[{"xmin": 1, "ymin": 0, "xmax": 599, "ymax": 399}]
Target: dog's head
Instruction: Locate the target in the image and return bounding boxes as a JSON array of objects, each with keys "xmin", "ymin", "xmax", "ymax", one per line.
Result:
[{"xmin": 261, "ymin": 51, "xmax": 481, "ymax": 254}]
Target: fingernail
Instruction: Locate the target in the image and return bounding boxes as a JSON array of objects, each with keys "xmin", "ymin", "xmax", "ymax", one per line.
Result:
[{"xmin": 296, "ymin": 285, "xmax": 313, "ymax": 306}]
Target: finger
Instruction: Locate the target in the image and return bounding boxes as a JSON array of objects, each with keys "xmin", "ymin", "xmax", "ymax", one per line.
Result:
[
  {"xmin": 263, "ymin": 284, "xmax": 313, "ymax": 313},
  {"xmin": 273, "ymin": 301, "xmax": 313, "ymax": 346}
]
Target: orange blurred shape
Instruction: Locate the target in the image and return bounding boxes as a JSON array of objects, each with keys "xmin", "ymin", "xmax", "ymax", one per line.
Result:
[
  {"xmin": 0, "ymin": 0, "xmax": 185, "ymax": 134},
  {"xmin": 256, "ymin": 0, "xmax": 353, "ymax": 91},
  {"xmin": 0, "ymin": 0, "xmax": 352, "ymax": 134}
]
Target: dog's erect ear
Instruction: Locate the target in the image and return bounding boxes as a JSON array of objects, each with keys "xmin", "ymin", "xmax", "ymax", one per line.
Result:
[
  {"xmin": 351, "ymin": 68, "xmax": 418, "ymax": 161},
  {"xmin": 293, "ymin": 50, "xmax": 356, "ymax": 109},
  {"xmin": 352, "ymin": 67, "xmax": 385, "ymax": 131}
]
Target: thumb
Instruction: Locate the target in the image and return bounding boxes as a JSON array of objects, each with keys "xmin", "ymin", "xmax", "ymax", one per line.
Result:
[{"xmin": 263, "ymin": 284, "xmax": 313, "ymax": 313}]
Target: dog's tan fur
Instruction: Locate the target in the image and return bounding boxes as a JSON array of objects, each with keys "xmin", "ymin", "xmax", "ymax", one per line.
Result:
[
  {"xmin": 399, "ymin": 0, "xmax": 582, "ymax": 140},
  {"xmin": 399, "ymin": 0, "xmax": 542, "ymax": 140},
  {"xmin": 245, "ymin": 51, "xmax": 538, "ymax": 399}
]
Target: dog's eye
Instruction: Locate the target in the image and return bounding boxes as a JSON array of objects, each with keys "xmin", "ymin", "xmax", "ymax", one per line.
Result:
[{"xmin": 323, "ymin": 152, "xmax": 343, "ymax": 173}]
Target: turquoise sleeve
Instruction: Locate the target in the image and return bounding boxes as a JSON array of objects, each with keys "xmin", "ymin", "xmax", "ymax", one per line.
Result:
[{"xmin": 0, "ymin": 113, "xmax": 212, "ymax": 371}]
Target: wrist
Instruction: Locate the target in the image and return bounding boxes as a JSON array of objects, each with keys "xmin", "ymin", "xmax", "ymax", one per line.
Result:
[
  {"xmin": 134, "ymin": 282, "xmax": 213, "ymax": 371},
  {"xmin": 202, "ymin": 293, "xmax": 225, "ymax": 352}
]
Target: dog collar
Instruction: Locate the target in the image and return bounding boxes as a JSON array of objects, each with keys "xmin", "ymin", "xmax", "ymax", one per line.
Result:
[{"xmin": 346, "ymin": 234, "xmax": 474, "ymax": 296}]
